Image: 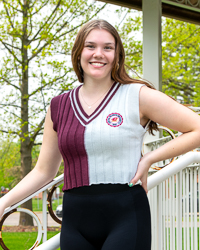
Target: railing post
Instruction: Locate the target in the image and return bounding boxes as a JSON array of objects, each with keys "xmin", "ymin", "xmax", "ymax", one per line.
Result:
[
  {"xmin": 194, "ymin": 168, "xmax": 198, "ymax": 250},
  {"xmin": 42, "ymin": 190, "xmax": 47, "ymax": 242},
  {"xmin": 149, "ymin": 187, "xmax": 157, "ymax": 249},
  {"xmin": 176, "ymin": 171, "xmax": 182, "ymax": 250},
  {"xmin": 157, "ymin": 183, "xmax": 162, "ymax": 250}
]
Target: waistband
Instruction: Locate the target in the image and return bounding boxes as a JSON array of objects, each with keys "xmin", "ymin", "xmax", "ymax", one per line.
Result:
[{"xmin": 65, "ymin": 184, "xmax": 141, "ymax": 195}]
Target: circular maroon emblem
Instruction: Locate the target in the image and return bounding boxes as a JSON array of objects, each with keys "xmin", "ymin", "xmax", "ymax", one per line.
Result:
[{"xmin": 106, "ymin": 113, "xmax": 123, "ymax": 127}]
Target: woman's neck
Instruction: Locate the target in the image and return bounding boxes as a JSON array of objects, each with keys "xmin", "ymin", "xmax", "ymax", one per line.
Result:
[{"xmin": 82, "ymin": 77, "xmax": 114, "ymax": 96}]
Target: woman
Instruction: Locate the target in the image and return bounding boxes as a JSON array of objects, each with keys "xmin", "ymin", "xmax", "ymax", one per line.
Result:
[{"xmin": 1, "ymin": 20, "xmax": 200, "ymax": 250}]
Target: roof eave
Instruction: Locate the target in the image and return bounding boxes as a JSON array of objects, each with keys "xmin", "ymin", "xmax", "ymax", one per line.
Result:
[{"xmin": 100, "ymin": 0, "xmax": 200, "ymax": 25}]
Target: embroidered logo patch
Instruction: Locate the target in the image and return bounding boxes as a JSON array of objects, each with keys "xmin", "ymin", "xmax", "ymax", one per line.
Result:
[{"xmin": 106, "ymin": 113, "xmax": 123, "ymax": 127}]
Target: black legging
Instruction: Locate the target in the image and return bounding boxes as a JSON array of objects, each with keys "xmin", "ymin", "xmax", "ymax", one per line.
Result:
[{"xmin": 60, "ymin": 184, "xmax": 151, "ymax": 250}]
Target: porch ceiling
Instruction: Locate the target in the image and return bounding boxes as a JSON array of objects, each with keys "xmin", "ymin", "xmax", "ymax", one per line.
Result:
[{"xmin": 100, "ymin": 0, "xmax": 200, "ymax": 25}]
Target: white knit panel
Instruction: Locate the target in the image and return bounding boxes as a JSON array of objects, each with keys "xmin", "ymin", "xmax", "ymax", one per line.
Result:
[{"xmin": 84, "ymin": 84, "xmax": 146, "ymax": 185}]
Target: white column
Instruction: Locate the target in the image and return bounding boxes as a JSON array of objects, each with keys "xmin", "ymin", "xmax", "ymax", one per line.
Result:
[{"xmin": 142, "ymin": 0, "xmax": 162, "ymax": 90}]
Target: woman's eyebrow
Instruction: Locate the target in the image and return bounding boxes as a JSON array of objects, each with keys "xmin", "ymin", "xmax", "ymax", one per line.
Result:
[{"xmin": 85, "ymin": 41, "xmax": 115, "ymax": 46}]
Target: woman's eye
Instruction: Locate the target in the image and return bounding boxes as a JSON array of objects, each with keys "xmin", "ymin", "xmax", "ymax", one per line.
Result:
[
  {"xmin": 104, "ymin": 46, "xmax": 111, "ymax": 50},
  {"xmin": 86, "ymin": 45, "xmax": 95, "ymax": 49}
]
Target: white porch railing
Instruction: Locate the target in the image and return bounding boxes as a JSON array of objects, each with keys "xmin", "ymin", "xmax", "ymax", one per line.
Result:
[
  {"xmin": 145, "ymin": 124, "xmax": 200, "ymax": 250},
  {"xmin": 34, "ymin": 152, "xmax": 200, "ymax": 250},
  {"xmin": 1, "ymin": 174, "xmax": 64, "ymax": 249},
  {"xmin": 1, "ymin": 124, "xmax": 200, "ymax": 250},
  {"xmin": 148, "ymin": 156, "xmax": 200, "ymax": 250}
]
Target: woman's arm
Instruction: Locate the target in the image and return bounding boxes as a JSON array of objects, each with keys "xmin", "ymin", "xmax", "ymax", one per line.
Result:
[
  {"xmin": 0, "ymin": 107, "xmax": 62, "ymax": 217},
  {"xmin": 130, "ymin": 86, "xmax": 200, "ymax": 193}
]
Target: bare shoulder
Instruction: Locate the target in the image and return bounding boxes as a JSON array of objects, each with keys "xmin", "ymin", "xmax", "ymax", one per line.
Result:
[
  {"xmin": 139, "ymin": 86, "xmax": 173, "ymax": 115},
  {"xmin": 139, "ymin": 86, "xmax": 200, "ymax": 133},
  {"xmin": 140, "ymin": 85, "xmax": 171, "ymax": 104}
]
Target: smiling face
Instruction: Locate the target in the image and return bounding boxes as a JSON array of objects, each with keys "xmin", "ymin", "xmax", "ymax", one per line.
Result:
[{"xmin": 80, "ymin": 29, "xmax": 115, "ymax": 82}]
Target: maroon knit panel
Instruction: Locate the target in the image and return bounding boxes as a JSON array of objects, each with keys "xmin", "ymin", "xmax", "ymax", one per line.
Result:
[
  {"xmin": 50, "ymin": 95, "xmax": 60, "ymax": 132},
  {"xmin": 55, "ymin": 93, "xmax": 89, "ymax": 190}
]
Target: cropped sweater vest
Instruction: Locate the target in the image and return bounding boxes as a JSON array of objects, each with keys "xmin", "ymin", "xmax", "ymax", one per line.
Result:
[{"xmin": 50, "ymin": 82, "xmax": 147, "ymax": 191}]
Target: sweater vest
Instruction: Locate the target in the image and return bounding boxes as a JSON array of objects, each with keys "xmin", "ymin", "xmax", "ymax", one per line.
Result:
[{"xmin": 50, "ymin": 82, "xmax": 147, "ymax": 191}]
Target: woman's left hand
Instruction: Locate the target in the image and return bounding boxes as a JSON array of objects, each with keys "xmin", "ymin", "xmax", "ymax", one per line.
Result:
[{"xmin": 129, "ymin": 153, "xmax": 152, "ymax": 193}]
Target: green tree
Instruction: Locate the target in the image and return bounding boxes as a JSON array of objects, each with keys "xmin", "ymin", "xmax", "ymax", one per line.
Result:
[
  {"xmin": 0, "ymin": 139, "xmax": 41, "ymax": 189},
  {"xmin": 162, "ymin": 18, "xmax": 200, "ymax": 105},
  {"xmin": 116, "ymin": 9, "xmax": 143, "ymax": 77},
  {"xmin": 0, "ymin": 139, "xmax": 21, "ymax": 189},
  {"xmin": 119, "ymin": 12, "xmax": 200, "ymax": 106},
  {"xmin": 0, "ymin": 0, "xmax": 106, "ymax": 225}
]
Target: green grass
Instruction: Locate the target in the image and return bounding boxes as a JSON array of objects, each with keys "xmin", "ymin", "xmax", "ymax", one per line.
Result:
[
  {"xmin": 0, "ymin": 198, "xmax": 63, "ymax": 249},
  {"xmin": 1, "ymin": 228, "xmax": 199, "ymax": 250},
  {"xmin": 0, "ymin": 231, "xmax": 60, "ymax": 250},
  {"xmin": 32, "ymin": 198, "xmax": 63, "ymax": 211}
]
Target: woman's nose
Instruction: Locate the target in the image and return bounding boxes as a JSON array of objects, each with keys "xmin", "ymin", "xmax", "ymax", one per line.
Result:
[{"xmin": 93, "ymin": 47, "xmax": 104, "ymax": 58}]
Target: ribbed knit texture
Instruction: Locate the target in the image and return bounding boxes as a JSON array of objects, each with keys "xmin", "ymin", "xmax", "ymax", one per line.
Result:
[{"xmin": 51, "ymin": 82, "xmax": 147, "ymax": 191}]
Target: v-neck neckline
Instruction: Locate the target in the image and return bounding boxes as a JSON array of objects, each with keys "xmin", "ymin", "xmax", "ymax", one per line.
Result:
[
  {"xmin": 76, "ymin": 82, "xmax": 117, "ymax": 118},
  {"xmin": 70, "ymin": 82, "xmax": 120, "ymax": 126}
]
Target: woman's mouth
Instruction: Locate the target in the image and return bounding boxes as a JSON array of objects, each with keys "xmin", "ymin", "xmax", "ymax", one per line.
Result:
[{"xmin": 89, "ymin": 62, "xmax": 106, "ymax": 67}]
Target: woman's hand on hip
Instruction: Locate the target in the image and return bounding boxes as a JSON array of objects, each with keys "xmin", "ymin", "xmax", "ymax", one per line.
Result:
[{"xmin": 129, "ymin": 153, "xmax": 152, "ymax": 194}]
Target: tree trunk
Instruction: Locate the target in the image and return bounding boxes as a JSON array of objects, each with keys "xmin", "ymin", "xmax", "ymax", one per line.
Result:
[
  {"xmin": 19, "ymin": 145, "xmax": 33, "ymax": 226},
  {"xmin": 19, "ymin": 0, "xmax": 33, "ymax": 226}
]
